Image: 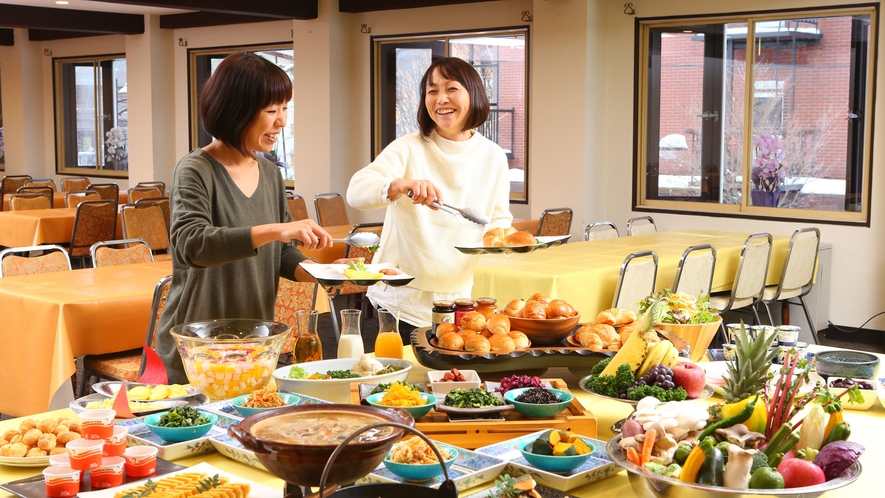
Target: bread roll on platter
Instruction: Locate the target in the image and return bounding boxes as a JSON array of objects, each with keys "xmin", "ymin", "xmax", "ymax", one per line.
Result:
[
  {"xmin": 438, "ymin": 331, "xmax": 465, "ymax": 350},
  {"xmin": 508, "ymin": 330, "xmax": 530, "ymax": 349},
  {"xmin": 503, "ymin": 299, "xmax": 526, "ymax": 317},
  {"xmin": 464, "ymin": 334, "xmax": 491, "ymax": 352},
  {"xmin": 545, "ymin": 299, "xmax": 577, "ymax": 319},
  {"xmin": 596, "ymin": 308, "xmax": 637, "ymax": 326},
  {"xmin": 435, "ymin": 322, "xmax": 458, "ymax": 339},
  {"xmin": 480, "ymin": 328, "xmax": 494, "ymax": 338},
  {"xmin": 460, "ymin": 311, "xmax": 486, "ymax": 332},
  {"xmin": 489, "ymin": 333, "xmax": 516, "ymax": 353},
  {"xmin": 482, "ymin": 227, "xmax": 517, "ymax": 247},
  {"xmin": 485, "ymin": 313, "xmax": 511, "ymax": 335},
  {"xmin": 575, "ymin": 323, "xmax": 620, "ymax": 351},
  {"xmin": 457, "ymin": 329, "xmax": 478, "ymax": 343}
]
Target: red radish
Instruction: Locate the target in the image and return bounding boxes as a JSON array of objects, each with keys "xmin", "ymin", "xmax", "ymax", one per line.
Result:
[{"xmin": 777, "ymin": 458, "xmax": 826, "ymax": 488}]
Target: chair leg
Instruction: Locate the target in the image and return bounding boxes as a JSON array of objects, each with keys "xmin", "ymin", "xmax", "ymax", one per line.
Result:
[
  {"xmin": 751, "ymin": 304, "xmax": 762, "ymax": 326},
  {"xmin": 78, "ymin": 370, "xmax": 92, "ymax": 399},
  {"xmin": 762, "ymin": 301, "xmax": 774, "ymax": 326},
  {"xmin": 798, "ymin": 295, "xmax": 819, "ymax": 345}
]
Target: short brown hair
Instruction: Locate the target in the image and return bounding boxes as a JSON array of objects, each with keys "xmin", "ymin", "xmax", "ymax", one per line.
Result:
[
  {"xmin": 200, "ymin": 52, "xmax": 292, "ymax": 156},
  {"xmin": 416, "ymin": 57, "xmax": 490, "ymax": 138}
]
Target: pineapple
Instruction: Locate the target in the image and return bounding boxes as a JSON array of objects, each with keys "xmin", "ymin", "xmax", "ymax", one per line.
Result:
[
  {"xmin": 718, "ymin": 323, "xmax": 778, "ymax": 432},
  {"xmin": 598, "ymin": 300, "xmax": 664, "ymax": 377}
]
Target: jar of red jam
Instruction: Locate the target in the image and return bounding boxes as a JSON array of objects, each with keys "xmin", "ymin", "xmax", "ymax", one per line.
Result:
[
  {"xmin": 431, "ymin": 300, "xmax": 455, "ymax": 336},
  {"xmin": 453, "ymin": 298, "xmax": 476, "ymax": 329},
  {"xmin": 474, "ymin": 297, "xmax": 498, "ymax": 320}
]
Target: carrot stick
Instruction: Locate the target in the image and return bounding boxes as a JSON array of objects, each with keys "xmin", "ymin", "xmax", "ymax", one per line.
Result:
[
  {"xmin": 641, "ymin": 428, "xmax": 657, "ymax": 465},
  {"xmin": 627, "ymin": 447, "xmax": 642, "ymax": 466}
]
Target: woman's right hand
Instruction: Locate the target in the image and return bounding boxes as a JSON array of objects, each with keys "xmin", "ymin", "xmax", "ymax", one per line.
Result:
[
  {"xmin": 389, "ymin": 178, "xmax": 443, "ymax": 207},
  {"xmin": 279, "ymin": 219, "xmax": 333, "ymax": 250}
]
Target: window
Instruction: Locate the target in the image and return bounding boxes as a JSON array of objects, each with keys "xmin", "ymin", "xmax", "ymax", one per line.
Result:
[
  {"xmin": 189, "ymin": 44, "xmax": 295, "ymax": 185},
  {"xmin": 373, "ymin": 28, "xmax": 529, "ymax": 202},
  {"xmin": 53, "ymin": 55, "xmax": 128, "ymax": 176},
  {"xmin": 636, "ymin": 6, "xmax": 875, "ymax": 224}
]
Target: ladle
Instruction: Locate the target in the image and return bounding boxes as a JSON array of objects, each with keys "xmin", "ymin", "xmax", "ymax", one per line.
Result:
[
  {"xmin": 332, "ymin": 232, "xmax": 380, "ymax": 247},
  {"xmin": 406, "ymin": 190, "xmax": 489, "ymax": 226}
]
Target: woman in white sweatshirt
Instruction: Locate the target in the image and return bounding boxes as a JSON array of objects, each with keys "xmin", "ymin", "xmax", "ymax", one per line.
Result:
[{"xmin": 347, "ymin": 57, "xmax": 513, "ymax": 341}]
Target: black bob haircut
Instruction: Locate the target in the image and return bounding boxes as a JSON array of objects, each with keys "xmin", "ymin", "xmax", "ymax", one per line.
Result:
[
  {"xmin": 199, "ymin": 52, "xmax": 292, "ymax": 157},
  {"xmin": 416, "ymin": 57, "xmax": 490, "ymax": 138}
]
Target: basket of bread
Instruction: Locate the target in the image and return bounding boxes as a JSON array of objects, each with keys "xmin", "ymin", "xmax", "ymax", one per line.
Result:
[{"xmin": 503, "ymin": 293, "xmax": 580, "ymax": 346}]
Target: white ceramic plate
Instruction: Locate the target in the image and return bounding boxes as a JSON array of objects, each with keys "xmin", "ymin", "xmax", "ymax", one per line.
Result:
[
  {"xmin": 92, "ymin": 382, "xmax": 203, "ymax": 401},
  {"xmin": 70, "ymin": 393, "xmax": 191, "ymax": 415},
  {"xmin": 357, "ymin": 440, "xmax": 506, "ymax": 490},
  {"xmin": 299, "ymin": 262, "xmax": 414, "ymax": 287},
  {"xmin": 78, "ymin": 462, "xmax": 282, "ymax": 498},
  {"xmin": 0, "ymin": 455, "xmax": 50, "ymax": 468},
  {"xmin": 455, "ymin": 235, "xmax": 571, "ymax": 255},
  {"xmin": 273, "ymin": 357, "xmax": 412, "ymax": 404},
  {"xmin": 114, "ymin": 412, "xmax": 235, "ymax": 461},
  {"xmin": 475, "ymin": 430, "xmax": 619, "ymax": 492}
]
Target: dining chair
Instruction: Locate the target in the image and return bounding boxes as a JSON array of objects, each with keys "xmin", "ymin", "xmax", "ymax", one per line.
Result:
[
  {"xmin": 286, "ymin": 192, "xmax": 311, "ymax": 221},
  {"xmin": 709, "ymin": 233, "xmax": 773, "ymax": 344},
  {"xmin": 612, "ymin": 250, "xmax": 658, "ymax": 310},
  {"xmin": 536, "ymin": 207, "xmax": 573, "ymax": 237},
  {"xmin": 128, "ymin": 186, "xmax": 163, "ymax": 204},
  {"xmin": 90, "ymin": 238, "xmax": 154, "ymax": 268},
  {"xmin": 627, "ymin": 216, "xmax": 657, "ymax": 236},
  {"xmin": 0, "ymin": 244, "xmax": 72, "ymax": 277},
  {"xmin": 2, "ymin": 175, "xmax": 32, "ymax": 197},
  {"xmin": 274, "ymin": 278, "xmax": 319, "ymax": 366},
  {"xmin": 584, "ymin": 221, "xmax": 620, "ymax": 241},
  {"xmin": 673, "ymin": 244, "xmax": 717, "ymax": 297},
  {"xmin": 8, "ymin": 193, "xmax": 51, "ymax": 211},
  {"xmin": 135, "ymin": 197, "xmax": 171, "ymax": 234},
  {"xmin": 79, "ymin": 275, "xmax": 172, "ymax": 396},
  {"xmin": 314, "ymin": 192, "xmax": 350, "ymax": 227},
  {"xmin": 69, "ymin": 200, "xmax": 118, "ymax": 267},
  {"xmin": 61, "ymin": 177, "xmax": 91, "ymax": 193},
  {"xmin": 25, "ymin": 178, "xmax": 57, "ymax": 192},
  {"xmin": 121, "ymin": 203, "xmax": 173, "ymax": 261},
  {"xmin": 64, "ymin": 190, "xmax": 101, "ymax": 208},
  {"xmin": 761, "ymin": 227, "xmax": 821, "ymax": 344},
  {"xmin": 17, "ymin": 186, "xmax": 54, "ymax": 199},
  {"xmin": 87, "ymin": 183, "xmax": 120, "ymax": 203},
  {"xmin": 327, "ymin": 222, "xmax": 383, "ymax": 340},
  {"xmin": 135, "ymin": 181, "xmax": 166, "ymax": 196}
]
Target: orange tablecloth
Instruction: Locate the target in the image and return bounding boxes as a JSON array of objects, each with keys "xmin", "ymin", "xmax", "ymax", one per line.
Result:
[
  {"xmin": 3, "ymin": 191, "xmax": 128, "ymax": 210},
  {"xmin": 472, "ymin": 229, "xmax": 791, "ymax": 317},
  {"xmin": 0, "ymin": 207, "xmax": 124, "ymax": 247}
]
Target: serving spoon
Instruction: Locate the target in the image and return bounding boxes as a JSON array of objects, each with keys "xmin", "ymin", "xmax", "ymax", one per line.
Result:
[
  {"xmin": 332, "ymin": 232, "xmax": 381, "ymax": 247},
  {"xmin": 407, "ymin": 190, "xmax": 490, "ymax": 226}
]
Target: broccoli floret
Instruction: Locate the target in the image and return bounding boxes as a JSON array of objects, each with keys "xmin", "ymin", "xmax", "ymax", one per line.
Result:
[
  {"xmin": 643, "ymin": 462, "xmax": 666, "ymax": 475},
  {"xmin": 663, "ymin": 463, "xmax": 682, "ymax": 478},
  {"xmin": 590, "ymin": 357, "xmax": 612, "ymax": 376},
  {"xmin": 749, "ymin": 451, "xmax": 769, "ymax": 475},
  {"xmin": 627, "ymin": 384, "xmax": 688, "ymax": 402},
  {"xmin": 583, "ymin": 362, "xmax": 635, "ymax": 398}
]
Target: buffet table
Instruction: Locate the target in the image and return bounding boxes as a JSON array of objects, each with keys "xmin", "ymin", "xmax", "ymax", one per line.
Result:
[
  {"xmin": 0, "ymin": 207, "xmax": 124, "ymax": 247},
  {"xmin": 0, "ymin": 345, "xmax": 879, "ymax": 498},
  {"xmin": 472, "ymin": 229, "xmax": 792, "ymax": 316}
]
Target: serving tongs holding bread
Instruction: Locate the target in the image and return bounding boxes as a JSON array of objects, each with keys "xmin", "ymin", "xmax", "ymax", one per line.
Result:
[{"xmin": 407, "ymin": 189, "xmax": 490, "ymax": 226}]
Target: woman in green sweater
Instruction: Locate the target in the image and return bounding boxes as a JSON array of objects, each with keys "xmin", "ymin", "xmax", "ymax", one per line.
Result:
[{"xmin": 157, "ymin": 53, "xmax": 333, "ymax": 383}]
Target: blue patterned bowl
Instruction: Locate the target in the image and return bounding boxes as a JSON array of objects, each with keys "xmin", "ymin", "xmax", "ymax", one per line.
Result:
[
  {"xmin": 143, "ymin": 410, "xmax": 217, "ymax": 442},
  {"xmin": 230, "ymin": 392, "xmax": 301, "ymax": 417},
  {"xmin": 518, "ymin": 439, "xmax": 591, "ymax": 473},
  {"xmin": 815, "ymin": 350, "xmax": 879, "ymax": 379},
  {"xmin": 382, "ymin": 444, "xmax": 458, "ymax": 482},
  {"xmin": 366, "ymin": 392, "xmax": 436, "ymax": 420},
  {"xmin": 504, "ymin": 387, "xmax": 573, "ymax": 418}
]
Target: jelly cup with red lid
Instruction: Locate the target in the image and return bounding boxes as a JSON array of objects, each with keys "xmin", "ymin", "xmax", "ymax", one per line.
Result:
[
  {"xmin": 91, "ymin": 457, "xmax": 126, "ymax": 489},
  {"xmin": 103, "ymin": 426, "xmax": 128, "ymax": 457},
  {"xmin": 78, "ymin": 409, "xmax": 116, "ymax": 440},
  {"xmin": 66, "ymin": 438, "xmax": 104, "ymax": 471},
  {"xmin": 48, "ymin": 454, "xmax": 84, "ymax": 480},
  {"xmin": 123, "ymin": 446, "xmax": 158, "ymax": 477}
]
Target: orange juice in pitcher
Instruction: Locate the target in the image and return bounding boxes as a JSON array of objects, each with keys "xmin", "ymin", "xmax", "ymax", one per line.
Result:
[{"xmin": 373, "ymin": 308, "xmax": 403, "ymax": 359}]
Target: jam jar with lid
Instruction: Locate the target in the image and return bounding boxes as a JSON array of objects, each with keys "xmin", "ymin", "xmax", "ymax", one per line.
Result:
[
  {"xmin": 431, "ymin": 300, "xmax": 455, "ymax": 336},
  {"xmin": 453, "ymin": 298, "xmax": 476, "ymax": 329},
  {"xmin": 474, "ymin": 297, "xmax": 498, "ymax": 320}
]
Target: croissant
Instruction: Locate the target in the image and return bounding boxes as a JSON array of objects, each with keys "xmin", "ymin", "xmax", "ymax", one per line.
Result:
[
  {"xmin": 483, "ymin": 227, "xmax": 517, "ymax": 247},
  {"xmin": 596, "ymin": 308, "xmax": 637, "ymax": 327},
  {"xmin": 575, "ymin": 323, "xmax": 620, "ymax": 351}
]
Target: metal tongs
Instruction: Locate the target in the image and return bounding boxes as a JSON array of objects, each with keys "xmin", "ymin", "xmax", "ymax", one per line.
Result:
[
  {"xmin": 331, "ymin": 232, "xmax": 380, "ymax": 247},
  {"xmin": 407, "ymin": 190, "xmax": 490, "ymax": 226}
]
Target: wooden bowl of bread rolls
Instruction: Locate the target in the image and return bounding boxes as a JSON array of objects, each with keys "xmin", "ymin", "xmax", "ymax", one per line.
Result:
[{"xmin": 503, "ymin": 294, "xmax": 581, "ymax": 346}]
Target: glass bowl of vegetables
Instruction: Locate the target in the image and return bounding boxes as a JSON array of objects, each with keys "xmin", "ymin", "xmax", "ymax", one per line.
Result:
[
  {"xmin": 272, "ymin": 357, "xmax": 412, "ymax": 403},
  {"xmin": 143, "ymin": 407, "xmax": 217, "ymax": 442},
  {"xmin": 503, "ymin": 387, "xmax": 573, "ymax": 418}
]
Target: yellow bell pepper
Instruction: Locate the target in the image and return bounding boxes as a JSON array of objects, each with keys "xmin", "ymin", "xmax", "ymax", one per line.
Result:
[{"xmin": 721, "ymin": 396, "xmax": 767, "ymax": 434}]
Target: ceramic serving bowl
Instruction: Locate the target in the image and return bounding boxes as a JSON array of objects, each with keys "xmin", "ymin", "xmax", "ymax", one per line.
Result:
[
  {"xmin": 517, "ymin": 439, "xmax": 591, "ymax": 473},
  {"xmin": 142, "ymin": 410, "xmax": 217, "ymax": 442},
  {"xmin": 230, "ymin": 392, "xmax": 302, "ymax": 417},
  {"xmin": 508, "ymin": 314, "xmax": 581, "ymax": 346},
  {"xmin": 382, "ymin": 444, "xmax": 458, "ymax": 482},
  {"xmin": 815, "ymin": 350, "xmax": 880, "ymax": 379},
  {"xmin": 272, "ymin": 358, "xmax": 412, "ymax": 404},
  {"xmin": 228, "ymin": 404, "xmax": 414, "ymax": 488},
  {"xmin": 606, "ymin": 435, "xmax": 862, "ymax": 498},
  {"xmin": 366, "ymin": 392, "xmax": 437, "ymax": 420},
  {"xmin": 503, "ymin": 387, "xmax": 573, "ymax": 418},
  {"xmin": 826, "ymin": 377, "xmax": 879, "ymax": 411},
  {"xmin": 427, "ymin": 369, "xmax": 481, "ymax": 395}
]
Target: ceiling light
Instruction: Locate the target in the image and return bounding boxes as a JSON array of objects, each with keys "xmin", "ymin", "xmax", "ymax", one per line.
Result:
[{"xmin": 56, "ymin": 1, "xmax": 69, "ymax": 4}]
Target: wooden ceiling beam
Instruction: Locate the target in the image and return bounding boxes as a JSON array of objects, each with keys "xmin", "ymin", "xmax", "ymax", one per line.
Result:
[
  {"xmin": 159, "ymin": 12, "xmax": 282, "ymax": 30},
  {"xmin": 339, "ymin": 0, "xmax": 496, "ymax": 13},
  {"xmin": 0, "ymin": 29, "xmax": 13, "ymax": 47},
  {"xmin": 28, "ymin": 30, "xmax": 107, "ymax": 42},
  {"xmin": 86, "ymin": 1, "xmax": 317, "ymax": 20},
  {"xmin": 0, "ymin": 4, "xmax": 144, "ymax": 35}
]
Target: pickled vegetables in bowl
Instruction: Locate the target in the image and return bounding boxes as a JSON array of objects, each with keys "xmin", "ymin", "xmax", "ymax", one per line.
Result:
[{"xmin": 171, "ymin": 319, "xmax": 289, "ymax": 400}]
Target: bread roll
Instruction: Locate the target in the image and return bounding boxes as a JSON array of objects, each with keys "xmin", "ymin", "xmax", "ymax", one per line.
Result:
[
  {"xmin": 508, "ymin": 331, "xmax": 530, "ymax": 349},
  {"xmin": 575, "ymin": 323, "xmax": 620, "ymax": 351},
  {"xmin": 618, "ymin": 323, "xmax": 636, "ymax": 346},
  {"xmin": 480, "ymin": 328, "xmax": 494, "ymax": 339},
  {"xmin": 546, "ymin": 299, "xmax": 576, "ymax": 319},
  {"xmin": 504, "ymin": 230, "xmax": 536, "ymax": 247},
  {"xmin": 464, "ymin": 334, "xmax": 491, "ymax": 352},
  {"xmin": 489, "ymin": 333, "xmax": 516, "ymax": 353},
  {"xmin": 457, "ymin": 329, "xmax": 479, "ymax": 343},
  {"xmin": 485, "ymin": 313, "xmax": 511, "ymax": 335},
  {"xmin": 596, "ymin": 308, "xmax": 637, "ymax": 326},
  {"xmin": 460, "ymin": 311, "xmax": 486, "ymax": 332},
  {"xmin": 438, "ymin": 332, "xmax": 465, "ymax": 350},
  {"xmin": 483, "ymin": 227, "xmax": 517, "ymax": 247},
  {"xmin": 503, "ymin": 299, "xmax": 526, "ymax": 317},
  {"xmin": 435, "ymin": 322, "xmax": 459, "ymax": 339},
  {"xmin": 521, "ymin": 299, "xmax": 547, "ymax": 319},
  {"xmin": 528, "ymin": 293, "xmax": 552, "ymax": 306}
]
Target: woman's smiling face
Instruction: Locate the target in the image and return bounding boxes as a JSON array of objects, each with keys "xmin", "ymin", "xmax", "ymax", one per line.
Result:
[
  {"xmin": 424, "ymin": 69, "xmax": 472, "ymax": 141},
  {"xmin": 244, "ymin": 102, "xmax": 287, "ymax": 153}
]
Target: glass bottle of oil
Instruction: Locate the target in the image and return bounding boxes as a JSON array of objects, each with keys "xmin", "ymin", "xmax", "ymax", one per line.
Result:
[{"xmin": 293, "ymin": 310, "xmax": 323, "ymax": 363}]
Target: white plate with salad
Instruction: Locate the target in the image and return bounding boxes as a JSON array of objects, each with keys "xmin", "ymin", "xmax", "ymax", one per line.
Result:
[{"xmin": 299, "ymin": 261, "xmax": 414, "ymax": 287}]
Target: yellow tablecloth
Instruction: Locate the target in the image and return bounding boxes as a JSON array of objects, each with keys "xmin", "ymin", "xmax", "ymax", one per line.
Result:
[
  {"xmin": 0, "ymin": 346, "xmax": 880, "ymax": 497},
  {"xmin": 0, "ymin": 207, "xmax": 124, "ymax": 248},
  {"xmin": 472, "ymin": 229, "xmax": 791, "ymax": 316}
]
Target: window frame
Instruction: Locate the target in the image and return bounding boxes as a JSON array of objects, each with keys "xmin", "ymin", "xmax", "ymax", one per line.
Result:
[
  {"xmin": 633, "ymin": 5, "xmax": 877, "ymax": 225},
  {"xmin": 371, "ymin": 27, "xmax": 530, "ymax": 203},
  {"xmin": 53, "ymin": 53, "xmax": 128, "ymax": 178}
]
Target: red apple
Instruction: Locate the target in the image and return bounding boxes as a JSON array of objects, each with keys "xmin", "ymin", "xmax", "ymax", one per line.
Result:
[
  {"xmin": 671, "ymin": 362, "xmax": 706, "ymax": 398},
  {"xmin": 777, "ymin": 458, "xmax": 826, "ymax": 488}
]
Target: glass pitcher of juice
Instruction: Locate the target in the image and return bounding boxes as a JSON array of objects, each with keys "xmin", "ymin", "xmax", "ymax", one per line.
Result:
[
  {"xmin": 293, "ymin": 310, "xmax": 322, "ymax": 363},
  {"xmin": 374, "ymin": 308, "xmax": 403, "ymax": 359}
]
